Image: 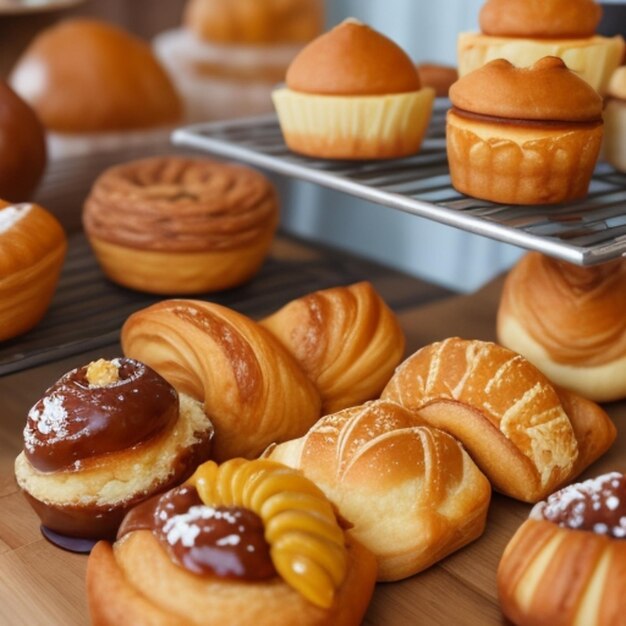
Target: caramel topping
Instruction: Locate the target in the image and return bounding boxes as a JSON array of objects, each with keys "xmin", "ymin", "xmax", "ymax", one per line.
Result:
[
  {"xmin": 531, "ymin": 473, "xmax": 626, "ymax": 538},
  {"xmin": 23, "ymin": 357, "xmax": 178, "ymax": 472}
]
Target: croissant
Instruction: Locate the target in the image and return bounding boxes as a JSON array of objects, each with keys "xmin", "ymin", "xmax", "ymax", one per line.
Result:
[
  {"xmin": 267, "ymin": 399, "xmax": 491, "ymax": 581},
  {"xmin": 260, "ymin": 281, "xmax": 405, "ymax": 414},
  {"xmin": 121, "ymin": 299, "xmax": 322, "ymax": 462},
  {"xmin": 381, "ymin": 337, "xmax": 616, "ymax": 502},
  {"xmin": 498, "ymin": 252, "xmax": 626, "ymax": 402}
]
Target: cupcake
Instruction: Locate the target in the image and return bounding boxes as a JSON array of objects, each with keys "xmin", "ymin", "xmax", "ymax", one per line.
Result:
[
  {"xmin": 603, "ymin": 66, "xmax": 626, "ymax": 172},
  {"xmin": 272, "ymin": 18, "xmax": 435, "ymax": 160},
  {"xmin": 447, "ymin": 57, "xmax": 604, "ymax": 205},
  {"xmin": 458, "ymin": 0, "xmax": 624, "ymax": 94}
]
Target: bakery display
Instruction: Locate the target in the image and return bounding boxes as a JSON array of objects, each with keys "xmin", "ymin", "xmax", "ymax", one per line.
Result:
[
  {"xmin": 9, "ymin": 19, "xmax": 182, "ymax": 158},
  {"xmin": 498, "ymin": 252, "xmax": 626, "ymax": 402},
  {"xmin": 86, "ymin": 458, "xmax": 377, "ymax": 625},
  {"xmin": 260, "ymin": 281, "xmax": 405, "ymax": 414},
  {"xmin": 272, "ymin": 18, "xmax": 435, "ymax": 159},
  {"xmin": 14, "ymin": 357, "xmax": 214, "ymax": 540},
  {"xmin": 83, "ymin": 156, "xmax": 278, "ymax": 295},
  {"xmin": 268, "ymin": 400, "xmax": 491, "ymax": 581},
  {"xmin": 447, "ymin": 57, "xmax": 604, "ymax": 205},
  {"xmin": 121, "ymin": 299, "xmax": 321, "ymax": 462},
  {"xmin": 0, "ymin": 200, "xmax": 66, "ymax": 342},
  {"xmin": 457, "ymin": 0, "xmax": 624, "ymax": 94},
  {"xmin": 604, "ymin": 66, "xmax": 626, "ymax": 172},
  {"xmin": 416, "ymin": 62, "xmax": 458, "ymax": 98},
  {"xmin": 498, "ymin": 472, "xmax": 626, "ymax": 626},
  {"xmin": 381, "ymin": 337, "xmax": 616, "ymax": 503}
]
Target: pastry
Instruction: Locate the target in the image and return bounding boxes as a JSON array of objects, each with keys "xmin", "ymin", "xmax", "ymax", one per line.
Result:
[
  {"xmin": 0, "ymin": 200, "xmax": 66, "ymax": 342},
  {"xmin": 416, "ymin": 63, "xmax": 458, "ymax": 98},
  {"xmin": 604, "ymin": 66, "xmax": 626, "ymax": 172},
  {"xmin": 86, "ymin": 458, "xmax": 377, "ymax": 625},
  {"xmin": 381, "ymin": 337, "xmax": 616, "ymax": 503},
  {"xmin": 268, "ymin": 400, "xmax": 491, "ymax": 581},
  {"xmin": 457, "ymin": 0, "xmax": 624, "ymax": 94},
  {"xmin": 272, "ymin": 18, "xmax": 435, "ymax": 160},
  {"xmin": 447, "ymin": 57, "xmax": 604, "ymax": 205},
  {"xmin": 14, "ymin": 357, "xmax": 214, "ymax": 540},
  {"xmin": 0, "ymin": 80, "xmax": 46, "ymax": 201},
  {"xmin": 497, "ymin": 252, "xmax": 626, "ymax": 402},
  {"xmin": 121, "ymin": 299, "xmax": 322, "ymax": 462},
  {"xmin": 10, "ymin": 19, "xmax": 182, "ymax": 159},
  {"xmin": 260, "ymin": 281, "xmax": 405, "ymax": 414},
  {"xmin": 83, "ymin": 157, "xmax": 278, "ymax": 295},
  {"xmin": 498, "ymin": 472, "xmax": 626, "ymax": 626}
]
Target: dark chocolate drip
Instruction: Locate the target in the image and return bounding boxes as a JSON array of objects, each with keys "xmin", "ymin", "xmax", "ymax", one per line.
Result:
[{"xmin": 451, "ymin": 106, "xmax": 603, "ymax": 128}]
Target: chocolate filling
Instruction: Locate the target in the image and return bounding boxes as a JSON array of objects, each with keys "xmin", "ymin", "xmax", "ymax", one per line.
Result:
[{"xmin": 451, "ymin": 106, "xmax": 603, "ymax": 129}]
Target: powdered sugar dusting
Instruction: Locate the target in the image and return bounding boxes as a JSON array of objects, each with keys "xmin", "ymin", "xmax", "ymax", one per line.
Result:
[{"xmin": 24, "ymin": 395, "xmax": 69, "ymax": 451}]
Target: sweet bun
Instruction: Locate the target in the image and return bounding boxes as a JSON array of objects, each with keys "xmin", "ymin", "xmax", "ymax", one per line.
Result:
[
  {"xmin": 260, "ymin": 281, "xmax": 405, "ymax": 414},
  {"xmin": 604, "ymin": 66, "xmax": 626, "ymax": 172},
  {"xmin": 447, "ymin": 57, "xmax": 604, "ymax": 205},
  {"xmin": 268, "ymin": 400, "xmax": 491, "ymax": 581},
  {"xmin": 381, "ymin": 337, "xmax": 616, "ymax": 502},
  {"xmin": 86, "ymin": 458, "xmax": 377, "ymax": 625},
  {"xmin": 498, "ymin": 472, "xmax": 626, "ymax": 626},
  {"xmin": 121, "ymin": 300, "xmax": 322, "ymax": 462},
  {"xmin": 416, "ymin": 63, "xmax": 458, "ymax": 98},
  {"xmin": 14, "ymin": 358, "xmax": 214, "ymax": 540},
  {"xmin": 0, "ymin": 200, "xmax": 66, "ymax": 342},
  {"xmin": 273, "ymin": 18, "xmax": 434, "ymax": 159},
  {"xmin": 83, "ymin": 157, "xmax": 278, "ymax": 295}
]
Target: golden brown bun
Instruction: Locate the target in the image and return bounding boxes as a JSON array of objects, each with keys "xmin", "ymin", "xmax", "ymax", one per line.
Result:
[
  {"xmin": 381, "ymin": 338, "xmax": 616, "ymax": 502},
  {"xmin": 416, "ymin": 63, "xmax": 458, "ymax": 98},
  {"xmin": 268, "ymin": 400, "xmax": 491, "ymax": 581},
  {"xmin": 121, "ymin": 300, "xmax": 322, "ymax": 462},
  {"xmin": 0, "ymin": 81, "xmax": 46, "ymax": 201},
  {"xmin": 9, "ymin": 19, "xmax": 182, "ymax": 133},
  {"xmin": 497, "ymin": 253, "xmax": 626, "ymax": 402},
  {"xmin": 286, "ymin": 18, "xmax": 421, "ymax": 95},
  {"xmin": 184, "ymin": 0, "xmax": 324, "ymax": 45},
  {"xmin": 449, "ymin": 57, "xmax": 603, "ymax": 121},
  {"xmin": 87, "ymin": 529, "xmax": 375, "ymax": 626},
  {"xmin": 0, "ymin": 201, "xmax": 66, "ymax": 342},
  {"xmin": 480, "ymin": 0, "xmax": 602, "ymax": 39},
  {"xmin": 260, "ymin": 282, "xmax": 405, "ymax": 414}
]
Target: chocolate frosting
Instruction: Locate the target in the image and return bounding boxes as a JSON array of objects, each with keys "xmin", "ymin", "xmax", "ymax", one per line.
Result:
[{"xmin": 23, "ymin": 358, "xmax": 178, "ymax": 472}]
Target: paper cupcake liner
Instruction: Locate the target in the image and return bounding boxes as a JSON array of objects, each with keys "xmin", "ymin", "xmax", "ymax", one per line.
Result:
[{"xmin": 603, "ymin": 99, "xmax": 626, "ymax": 173}]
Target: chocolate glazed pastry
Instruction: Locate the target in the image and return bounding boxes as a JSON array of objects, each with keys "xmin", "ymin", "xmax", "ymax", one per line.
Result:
[{"xmin": 14, "ymin": 358, "xmax": 214, "ymax": 545}]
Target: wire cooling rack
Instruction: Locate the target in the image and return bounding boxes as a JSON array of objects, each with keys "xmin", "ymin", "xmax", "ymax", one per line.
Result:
[{"xmin": 173, "ymin": 101, "xmax": 626, "ymax": 266}]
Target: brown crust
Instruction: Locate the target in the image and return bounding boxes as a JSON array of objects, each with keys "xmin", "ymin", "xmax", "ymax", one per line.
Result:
[
  {"xmin": 449, "ymin": 57, "xmax": 603, "ymax": 122},
  {"xmin": 451, "ymin": 106, "xmax": 603, "ymax": 128},
  {"xmin": 286, "ymin": 19, "xmax": 421, "ymax": 95}
]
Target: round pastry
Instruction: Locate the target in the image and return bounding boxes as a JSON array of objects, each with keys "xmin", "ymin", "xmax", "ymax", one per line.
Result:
[
  {"xmin": 272, "ymin": 18, "xmax": 435, "ymax": 160},
  {"xmin": 86, "ymin": 458, "xmax": 377, "ymax": 625},
  {"xmin": 603, "ymin": 66, "xmax": 626, "ymax": 172},
  {"xmin": 416, "ymin": 63, "xmax": 458, "ymax": 98},
  {"xmin": 83, "ymin": 156, "xmax": 278, "ymax": 295},
  {"xmin": 14, "ymin": 357, "xmax": 214, "ymax": 540},
  {"xmin": 498, "ymin": 472, "xmax": 626, "ymax": 626},
  {"xmin": 0, "ymin": 200, "xmax": 66, "ymax": 342},
  {"xmin": 497, "ymin": 252, "xmax": 626, "ymax": 402},
  {"xmin": 457, "ymin": 0, "xmax": 624, "ymax": 94},
  {"xmin": 0, "ymin": 80, "xmax": 46, "ymax": 201},
  {"xmin": 10, "ymin": 19, "xmax": 182, "ymax": 159},
  {"xmin": 447, "ymin": 57, "xmax": 604, "ymax": 205}
]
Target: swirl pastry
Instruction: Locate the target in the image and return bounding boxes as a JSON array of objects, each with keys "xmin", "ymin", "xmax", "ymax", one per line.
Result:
[
  {"xmin": 0, "ymin": 200, "xmax": 66, "ymax": 342},
  {"xmin": 497, "ymin": 252, "xmax": 626, "ymax": 402},
  {"xmin": 121, "ymin": 299, "xmax": 321, "ymax": 462},
  {"xmin": 83, "ymin": 156, "xmax": 278, "ymax": 295},
  {"xmin": 14, "ymin": 357, "xmax": 214, "ymax": 540},
  {"xmin": 498, "ymin": 472, "xmax": 626, "ymax": 626},
  {"xmin": 86, "ymin": 459, "xmax": 376, "ymax": 626},
  {"xmin": 260, "ymin": 281, "xmax": 405, "ymax": 414},
  {"xmin": 381, "ymin": 338, "xmax": 616, "ymax": 502},
  {"xmin": 268, "ymin": 399, "xmax": 491, "ymax": 581}
]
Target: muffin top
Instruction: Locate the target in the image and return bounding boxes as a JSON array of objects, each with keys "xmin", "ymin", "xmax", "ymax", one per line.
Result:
[
  {"xmin": 286, "ymin": 18, "xmax": 421, "ymax": 96},
  {"xmin": 608, "ymin": 66, "xmax": 626, "ymax": 100},
  {"xmin": 479, "ymin": 0, "xmax": 602, "ymax": 39},
  {"xmin": 449, "ymin": 57, "xmax": 603, "ymax": 122}
]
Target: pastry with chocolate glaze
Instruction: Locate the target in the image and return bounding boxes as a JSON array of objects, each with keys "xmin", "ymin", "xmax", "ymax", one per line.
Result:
[
  {"xmin": 457, "ymin": 0, "xmax": 624, "ymax": 94},
  {"xmin": 86, "ymin": 458, "xmax": 377, "ymax": 625},
  {"xmin": 14, "ymin": 358, "xmax": 214, "ymax": 540},
  {"xmin": 498, "ymin": 472, "xmax": 626, "ymax": 626},
  {"xmin": 447, "ymin": 57, "xmax": 604, "ymax": 205},
  {"xmin": 83, "ymin": 156, "xmax": 279, "ymax": 295}
]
